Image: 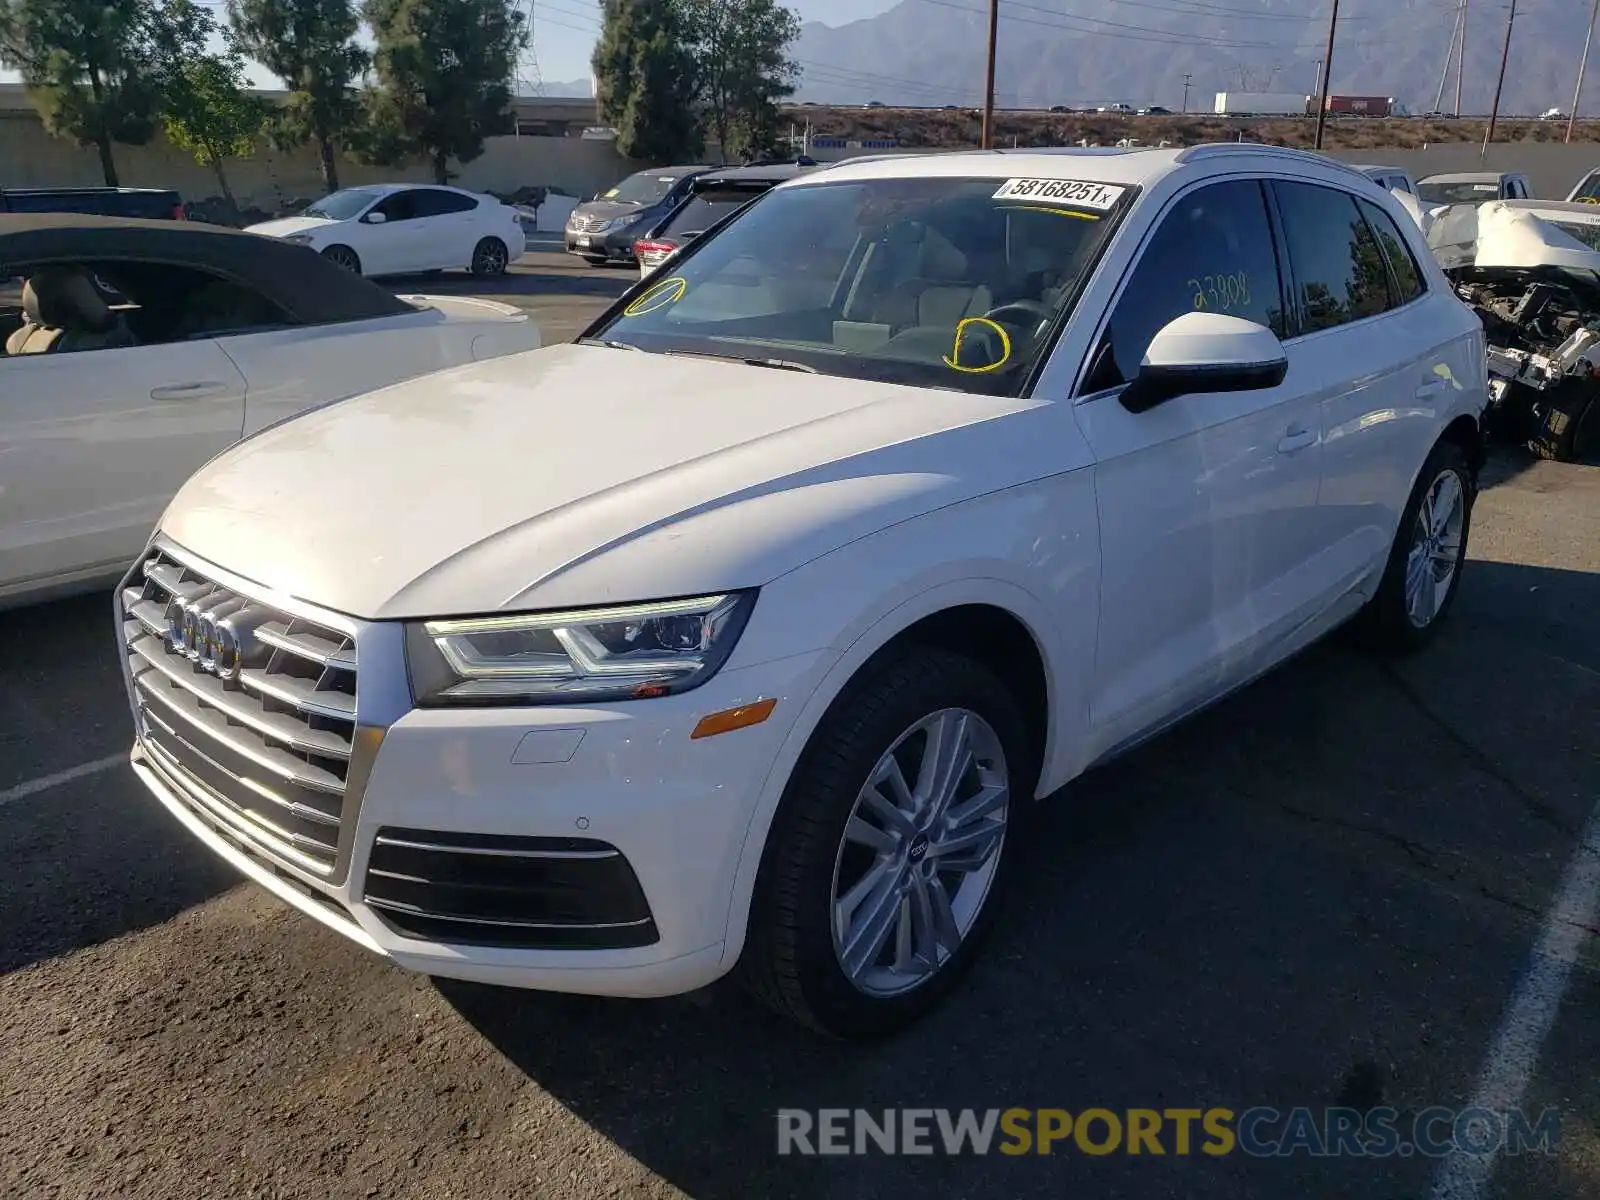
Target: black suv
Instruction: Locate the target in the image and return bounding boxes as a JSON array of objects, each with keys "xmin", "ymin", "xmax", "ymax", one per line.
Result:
[
  {"xmin": 631, "ymin": 161, "xmax": 826, "ymax": 278},
  {"xmin": 564, "ymin": 165, "xmax": 711, "ymax": 265}
]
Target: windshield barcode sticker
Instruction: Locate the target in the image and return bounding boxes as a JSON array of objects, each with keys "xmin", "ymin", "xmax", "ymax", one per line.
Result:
[{"xmin": 993, "ymin": 179, "xmax": 1126, "ymax": 209}]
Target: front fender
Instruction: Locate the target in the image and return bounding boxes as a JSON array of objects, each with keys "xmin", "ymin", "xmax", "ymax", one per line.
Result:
[{"xmin": 712, "ymin": 471, "xmax": 1101, "ymax": 971}]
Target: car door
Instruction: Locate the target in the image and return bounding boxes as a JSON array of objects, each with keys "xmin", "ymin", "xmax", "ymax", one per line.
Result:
[
  {"xmin": 355, "ymin": 189, "xmax": 425, "ymax": 275},
  {"xmin": 0, "ymin": 338, "xmax": 246, "ymax": 596},
  {"xmin": 1268, "ymin": 179, "xmax": 1461, "ymax": 605},
  {"xmin": 409, "ymin": 188, "xmax": 478, "ymax": 270},
  {"xmin": 1072, "ymin": 177, "xmax": 1325, "ymax": 757}
]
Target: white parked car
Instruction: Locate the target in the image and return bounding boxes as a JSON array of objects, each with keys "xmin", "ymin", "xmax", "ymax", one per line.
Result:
[
  {"xmin": 118, "ymin": 145, "xmax": 1487, "ymax": 1038},
  {"xmin": 245, "ymin": 184, "xmax": 524, "ymax": 278},
  {"xmin": 0, "ymin": 213, "xmax": 539, "ymax": 607}
]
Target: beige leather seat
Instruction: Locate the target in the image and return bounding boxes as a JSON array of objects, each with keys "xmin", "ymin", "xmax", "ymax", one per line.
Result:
[
  {"xmin": 868, "ymin": 231, "xmax": 995, "ymax": 331},
  {"xmin": 5, "ymin": 267, "xmax": 136, "ymax": 355}
]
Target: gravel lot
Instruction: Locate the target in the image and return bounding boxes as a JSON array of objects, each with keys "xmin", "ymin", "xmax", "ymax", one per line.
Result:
[{"xmin": 2, "ymin": 251, "xmax": 1598, "ymax": 1199}]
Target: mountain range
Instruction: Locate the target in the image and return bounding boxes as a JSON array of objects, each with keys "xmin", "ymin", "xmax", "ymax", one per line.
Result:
[{"xmin": 790, "ymin": 0, "xmax": 1592, "ymax": 118}]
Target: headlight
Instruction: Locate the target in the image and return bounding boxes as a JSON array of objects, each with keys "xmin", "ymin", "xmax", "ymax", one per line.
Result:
[
  {"xmin": 406, "ymin": 592, "xmax": 757, "ymax": 706},
  {"xmin": 283, "ymin": 233, "xmax": 315, "ymax": 245}
]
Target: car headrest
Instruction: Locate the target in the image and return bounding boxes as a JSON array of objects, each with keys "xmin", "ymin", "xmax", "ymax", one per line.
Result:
[{"xmin": 22, "ymin": 267, "xmax": 115, "ymax": 332}]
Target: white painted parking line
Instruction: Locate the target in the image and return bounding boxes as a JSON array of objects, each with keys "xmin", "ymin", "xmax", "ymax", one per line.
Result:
[
  {"xmin": 0, "ymin": 754, "xmax": 126, "ymax": 808},
  {"xmin": 1430, "ymin": 799, "xmax": 1600, "ymax": 1200}
]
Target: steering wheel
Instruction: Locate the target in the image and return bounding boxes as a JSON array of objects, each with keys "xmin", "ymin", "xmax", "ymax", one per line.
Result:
[{"xmin": 981, "ymin": 300, "xmax": 1055, "ymax": 339}]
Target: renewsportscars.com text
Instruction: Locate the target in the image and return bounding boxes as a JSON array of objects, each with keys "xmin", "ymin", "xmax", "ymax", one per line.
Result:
[{"xmin": 775, "ymin": 1106, "xmax": 1561, "ymax": 1158}]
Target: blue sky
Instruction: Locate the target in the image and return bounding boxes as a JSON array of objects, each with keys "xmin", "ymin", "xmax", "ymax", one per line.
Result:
[{"xmin": 2, "ymin": 0, "xmax": 900, "ymax": 93}]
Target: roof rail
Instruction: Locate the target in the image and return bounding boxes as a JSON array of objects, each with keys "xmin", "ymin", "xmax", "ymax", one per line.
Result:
[{"xmin": 1174, "ymin": 142, "xmax": 1370, "ymax": 183}]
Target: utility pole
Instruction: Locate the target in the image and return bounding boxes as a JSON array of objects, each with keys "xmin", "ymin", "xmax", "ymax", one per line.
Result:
[
  {"xmin": 1455, "ymin": 1, "xmax": 1466, "ymax": 116},
  {"xmin": 1434, "ymin": 0, "xmax": 1465, "ymax": 115},
  {"xmin": 1482, "ymin": 0, "xmax": 1517, "ymax": 160},
  {"xmin": 1181, "ymin": 73, "xmax": 1192, "ymax": 113},
  {"xmin": 980, "ymin": 0, "xmax": 1000, "ymax": 148},
  {"xmin": 1313, "ymin": 0, "xmax": 1339, "ymax": 150},
  {"xmin": 1568, "ymin": 0, "xmax": 1599, "ymax": 143}
]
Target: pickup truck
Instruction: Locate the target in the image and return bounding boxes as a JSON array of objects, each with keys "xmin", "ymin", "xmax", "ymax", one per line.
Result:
[{"xmin": 0, "ymin": 187, "xmax": 186, "ymax": 220}]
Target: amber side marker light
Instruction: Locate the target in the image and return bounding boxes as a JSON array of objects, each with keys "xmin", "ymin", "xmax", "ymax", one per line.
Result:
[{"xmin": 691, "ymin": 697, "xmax": 778, "ymax": 740}]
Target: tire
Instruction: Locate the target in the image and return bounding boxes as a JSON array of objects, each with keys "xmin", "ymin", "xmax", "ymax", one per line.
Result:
[
  {"xmin": 1355, "ymin": 439, "xmax": 1475, "ymax": 655},
  {"xmin": 738, "ymin": 647, "xmax": 1037, "ymax": 1039},
  {"xmin": 471, "ymin": 237, "xmax": 510, "ymax": 277},
  {"xmin": 1527, "ymin": 380, "xmax": 1600, "ymax": 462},
  {"xmin": 321, "ymin": 244, "xmax": 361, "ymax": 274}
]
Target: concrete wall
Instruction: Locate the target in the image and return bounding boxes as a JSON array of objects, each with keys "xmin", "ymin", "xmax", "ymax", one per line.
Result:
[
  {"xmin": 0, "ymin": 112, "xmax": 644, "ymax": 212},
  {"xmin": 1321, "ymin": 143, "xmax": 1600, "ymax": 201},
  {"xmin": 7, "ymin": 104, "xmax": 1600, "ymax": 209}
]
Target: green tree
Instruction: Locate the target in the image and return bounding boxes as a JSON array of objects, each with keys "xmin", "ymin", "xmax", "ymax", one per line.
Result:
[
  {"xmin": 684, "ymin": 0, "xmax": 798, "ymax": 162},
  {"xmin": 358, "ymin": 0, "xmax": 529, "ymax": 184},
  {"xmin": 592, "ymin": 0, "xmax": 703, "ymax": 163},
  {"xmin": 152, "ymin": 0, "xmax": 270, "ymax": 208},
  {"xmin": 227, "ymin": 0, "xmax": 367, "ymax": 191},
  {"xmin": 0, "ymin": 0, "xmax": 161, "ymax": 186}
]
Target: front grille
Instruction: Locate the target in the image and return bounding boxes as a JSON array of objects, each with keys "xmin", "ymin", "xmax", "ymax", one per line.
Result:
[
  {"xmin": 120, "ymin": 551, "xmax": 358, "ymax": 876},
  {"xmin": 569, "ymin": 212, "xmax": 611, "ymax": 233},
  {"xmin": 362, "ymin": 828, "xmax": 659, "ymax": 949}
]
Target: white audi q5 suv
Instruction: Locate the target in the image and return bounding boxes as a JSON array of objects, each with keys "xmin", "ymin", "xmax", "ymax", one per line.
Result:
[{"xmin": 118, "ymin": 144, "xmax": 1489, "ymax": 1038}]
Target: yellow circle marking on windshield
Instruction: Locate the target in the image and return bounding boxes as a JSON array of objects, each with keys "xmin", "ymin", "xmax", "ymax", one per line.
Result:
[
  {"xmin": 943, "ymin": 316, "xmax": 1012, "ymax": 374},
  {"xmin": 623, "ymin": 275, "xmax": 687, "ymax": 317}
]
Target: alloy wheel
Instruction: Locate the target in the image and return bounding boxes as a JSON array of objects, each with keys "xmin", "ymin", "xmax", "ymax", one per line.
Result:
[
  {"xmin": 324, "ymin": 247, "xmax": 359, "ymax": 273},
  {"xmin": 829, "ymin": 708, "xmax": 1010, "ymax": 998},
  {"xmin": 1404, "ymin": 468, "xmax": 1466, "ymax": 628},
  {"xmin": 475, "ymin": 240, "xmax": 509, "ymax": 275}
]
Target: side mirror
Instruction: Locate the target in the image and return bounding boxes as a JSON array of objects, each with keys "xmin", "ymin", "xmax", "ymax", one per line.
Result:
[
  {"xmin": 1120, "ymin": 312, "xmax": 1287, "ymax": 414},
  {"xmin": 364, "ymin": 211, "xmax": 388, "ymax": 224}
]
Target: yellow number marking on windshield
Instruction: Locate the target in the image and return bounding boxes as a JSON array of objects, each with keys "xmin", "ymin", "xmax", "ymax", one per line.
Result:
[
  {"xmin": 1188, "ymin": 272, "xmax": 1252, "ymax": 313},
  {"xmin": 942, "ymin": 316, "xmax": 1013, "ymax": 374},
  {"xmin": 623, "ymin": 275, "xmax": 688, "ymax": 317}
]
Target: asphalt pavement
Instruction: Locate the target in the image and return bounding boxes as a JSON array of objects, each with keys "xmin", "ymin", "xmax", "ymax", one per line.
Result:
[{"xmin": 1, "ymin": 266, "xmax": 1597, "ymax": 1198}]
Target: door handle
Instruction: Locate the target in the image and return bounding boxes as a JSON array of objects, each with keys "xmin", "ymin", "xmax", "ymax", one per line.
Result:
[
  {"xmin": 150, "ymin": 381, "xmax": 231, "ymax": 402},
  {"xmin": 1277, "ymin": 428, "xmax": 1318, "ymax": 454},
  {"xmin": 1414, "ymin": 378, "xmax": 1448, "ymax": 399}
]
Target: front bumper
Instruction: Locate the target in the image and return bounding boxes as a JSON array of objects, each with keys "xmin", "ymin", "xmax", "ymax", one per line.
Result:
[
  {"xmin": 564, "ymin": 228, "xmax": 637, "ymax": 260},
  {"xmin": 118, "ymin": 541, "xmax": 823, "ymax": 998}
]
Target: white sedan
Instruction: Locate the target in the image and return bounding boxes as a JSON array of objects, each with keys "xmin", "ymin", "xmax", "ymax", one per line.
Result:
[
  {"xmin": 0, "ymin": 213, "xmax": 540, "ymax": 607},
  {"xmin": 119, "ymin": 146, "xmax": 1487, "ymax": 1038},
  {"xmin": 245, "ymin": 184, "xmax": 524, "ymax": 278}
]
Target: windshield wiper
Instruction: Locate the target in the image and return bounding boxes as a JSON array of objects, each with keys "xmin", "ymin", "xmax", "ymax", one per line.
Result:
[
  {"xmin": 663, "ymin": 348, "xmax": 817, "ymax": 373},
  {"xmin": 577, "ymin": 337, "xmax": 641, "ymax": 350}
]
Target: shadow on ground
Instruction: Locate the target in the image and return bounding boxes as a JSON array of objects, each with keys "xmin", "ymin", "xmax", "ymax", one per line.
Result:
[{"xmin": 441, "ymin": 558, "xmax": 1599, "ymax": 1199}]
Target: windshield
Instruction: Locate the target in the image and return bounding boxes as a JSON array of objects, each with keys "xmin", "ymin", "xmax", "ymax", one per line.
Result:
[
  {"xmin": 1550, "ymin": 218, "xmax": 1600, "ymax": 252},
  {"xmin": 1571, "ymin": 171, "xmax": 1600, "ymax": 204},
  {"xmin": 601, "ymin": 171, "xmax": 685, "ymax": 206},
  {"xmin": 660, "ymin": 190, "xmax": 764, "ymax": 237},
  {"xmin": 591, "ymin": 175, "xmax": 1130, "ymax": 396},
  {"xmin": 304, "ymin": 188, "xmax": 383, "ymax": 220},
  {"xmin": 1417, "ymin": 181, "xmax": 1502, "ymax": 205}
]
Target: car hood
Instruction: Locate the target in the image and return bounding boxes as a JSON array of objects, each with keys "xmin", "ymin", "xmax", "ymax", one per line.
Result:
[
  {"xmin": 570, "ymin": 200, "xmax": 646, "ymax": 223},
  {"xmin": 158, "ymin": 344, "xmax": 1050, "ymax": 620},
  {"xmin": 244, "ymin": 215, "xmax": 340, "ymax": 238}
]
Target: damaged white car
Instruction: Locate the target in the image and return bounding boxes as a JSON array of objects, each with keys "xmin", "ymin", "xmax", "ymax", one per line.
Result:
[{"xmin": 1428, "ymin": 199, "xmax": 1600, "ymax": 460}]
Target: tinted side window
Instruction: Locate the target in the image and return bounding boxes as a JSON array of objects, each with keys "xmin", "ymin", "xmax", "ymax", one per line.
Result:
[
  {"xmin": 1357, "ymin": 198, "xmax": 1425, "ymax": 303},
  {"xmin": 413, "ymin": 189, "xmax": 477, "ymax": 217},
  {"xmin": 663, "ymin": 193, "xmax": 753, "ymax": 236},
  {"xmin": 372, "ymin": 190, "xmax": 419, "ymax": 222},
  {"xmin": 1273, "ymin": 181, "xmax": 1394, "ymax": 332},
  {"xmin": 1093, "ymin": 179, "xmax": 1285, "ymax": 388},
  {"xmin": 1574, "ymin": 170, "xmax": 1600, "ymax": 203}
]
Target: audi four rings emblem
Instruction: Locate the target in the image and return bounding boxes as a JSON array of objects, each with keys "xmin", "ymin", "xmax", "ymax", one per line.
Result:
[{"xmin": 165, "ymin": 594, "xmax": 247, "ymax": 679}]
